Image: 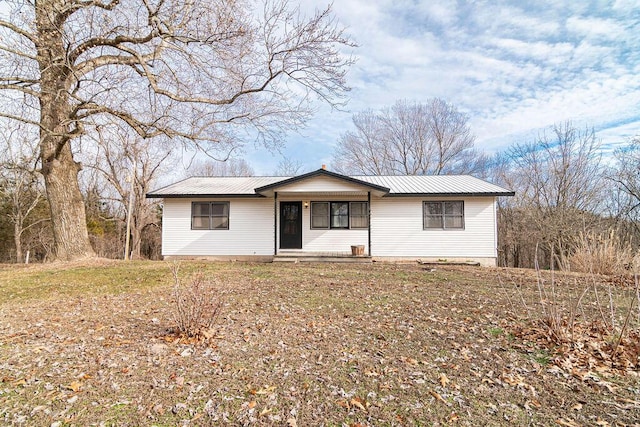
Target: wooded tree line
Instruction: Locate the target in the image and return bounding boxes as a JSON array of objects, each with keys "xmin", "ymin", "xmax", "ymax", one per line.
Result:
[
  {"xmin": 3, "ymin": 98, "xmax": 639, "ymax": 269},
  {"xmin": 1, "ymin": 1, "xmax": 638, "ymax": 269}
]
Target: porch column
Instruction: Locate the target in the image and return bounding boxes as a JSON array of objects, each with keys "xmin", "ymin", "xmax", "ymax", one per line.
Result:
[
  {"xmin": 274, "ymin": 192, "xmax": 278, "ymax": 256},
  {"xmin": 368, "ymin": 191, "xmax": 372, "ymax": 256}
]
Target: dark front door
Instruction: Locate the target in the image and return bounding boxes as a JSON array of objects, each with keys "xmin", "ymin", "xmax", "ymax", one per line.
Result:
[{"xmin": 280, "ymin": 202, "xmax": 302, "ymax": 249}]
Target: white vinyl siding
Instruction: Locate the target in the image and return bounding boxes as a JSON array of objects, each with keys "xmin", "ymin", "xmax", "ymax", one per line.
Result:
[
  {"xmin": 370, "ymin": 197, "xmax": 497, "ymax": 258},
  {"xmin": 162, "ymin": 198, "xmax": 273, "ymax": 256},
  {"xmin": 275, "ymin": 175, "xmax": 369, "ymax": 193}
]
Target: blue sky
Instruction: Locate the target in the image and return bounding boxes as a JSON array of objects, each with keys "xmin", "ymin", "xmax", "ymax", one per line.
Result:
[{"xmin": 243, "ymin": 0, "xmax": 640, "ymax": 175}]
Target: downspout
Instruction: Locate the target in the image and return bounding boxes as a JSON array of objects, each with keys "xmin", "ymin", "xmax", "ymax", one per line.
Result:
[
  {"xmin": 367, "ymin": 191, "xmax": 372, "ymax": 257},
  {"xmin": 274, "ymin": 192, "xmax": 278, "ymax": 256}
]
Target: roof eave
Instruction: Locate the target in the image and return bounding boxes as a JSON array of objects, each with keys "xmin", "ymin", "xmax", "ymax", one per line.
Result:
[
  {"xmin": 145, "ymin": 193, "xmax": 267, "ymax": 199},
  {"xmin": 384, "ymin": 191, "xmax": 516, "ymax": 197}
]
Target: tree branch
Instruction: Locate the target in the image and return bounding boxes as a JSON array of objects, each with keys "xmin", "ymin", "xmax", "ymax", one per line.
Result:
[
  {"xmin": 0, "ymin": 19, "xmax": 37, "ymax": 44},
  {"xmin": 0, "ymin": 81, "xmax": 40, "ymax": 98}
]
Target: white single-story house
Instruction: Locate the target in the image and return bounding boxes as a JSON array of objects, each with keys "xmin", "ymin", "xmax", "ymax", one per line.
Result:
[{"xmin": 146, "ymin": 168, "xmax": 514, "ymax": 265}]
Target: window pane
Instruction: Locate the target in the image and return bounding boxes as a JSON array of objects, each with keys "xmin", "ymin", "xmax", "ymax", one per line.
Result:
[
  {"xmin": 445, "ymin": 216, "xmax": 463, "ymax": 229},
  {"xmin": 445, "ymin": 202, "xmax": 463, "ymax": 215},
  {"xmin": 311, "ymin": 202, "xmax": 329, "ymax": 229},
  {"xmin": 212, "ymin": 216, "xmax": 229, "ymax": 229},
  {"xmin": 312, "ymin": 202, "xmax": 328, "ymax": 216},
  {"xmin": 350, "ymin": 202, "xmax": 368, "ymax": 228},
  {"xmin": 425, "ymin": 202, "xmax": 442, "ymax": 215},
  {"xmin": 350, "ymin": 202, "xmax": 365, "ymax": 215},
  {"xmin": 331, "ymin": 202, "xmax": 348, "ymax": 216},
  {"xmin": 312, "ymin": 215, "xmax": 329, "ymax": 228},
  {"xmin": 331, "ymin": 215, "xmax": 349, "ymax": 228},
  {"xmin": 330, "ymin": 202, "xmax": 349, "ymax": 228},
  {"xmin": 192, "ymin": 216, "xmax": 209, "ymax": 229},
  {"xmin": 211, "ymin": 203, "xmax": 228, "ymax": 216},
  {"xmin": 193, "ymin": 203, "xmax": 210, "ymax": 216},
  {"xmin": 425, "ymin": 216, "xmax": 443, "ymax": 228},
  {"xmin": 351, "ymin": 216, "xmax": 368, "ymax": 228}
]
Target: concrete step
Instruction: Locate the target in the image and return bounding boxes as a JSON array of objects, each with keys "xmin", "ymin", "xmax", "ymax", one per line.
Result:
[{"xmin": 273, "ymin": 256, "xmax": 372, "ymax": 263}]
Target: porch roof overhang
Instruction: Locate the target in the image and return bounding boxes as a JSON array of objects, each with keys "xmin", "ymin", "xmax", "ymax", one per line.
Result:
[{"xmin": 254, "ymin": 168, "xmax": 390, "ymax": 198}]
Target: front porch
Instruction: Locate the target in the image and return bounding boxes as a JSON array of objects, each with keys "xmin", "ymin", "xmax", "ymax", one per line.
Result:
[{"xmin": 273, "ymin": 250, "xmax": 372, "ymax": 263}]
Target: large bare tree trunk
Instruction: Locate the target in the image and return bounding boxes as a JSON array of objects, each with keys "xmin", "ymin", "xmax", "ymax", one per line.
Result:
[
  {"xmin": 40, "ymin": 144, "xmax": 94, "ymax": 260},
  {"xmin": 36, "ymin": 0, "xmax": 94, "ymax": 260}
]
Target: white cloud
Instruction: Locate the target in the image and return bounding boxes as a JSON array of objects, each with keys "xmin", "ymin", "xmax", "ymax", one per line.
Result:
[{"xmin": 250, "ymin": 0, "xmax": 640, "ymax": 173}]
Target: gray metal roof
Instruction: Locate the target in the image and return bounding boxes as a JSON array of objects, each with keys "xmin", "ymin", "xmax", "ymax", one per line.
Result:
[
  {"xmin": 147, "ymin": 176, "xmax": 288, "ymax": 198},
  {"xmin": 353, "ymin": 175, "xmax": 514, "ymax": 196},
  {"xmin": 147, "ymin": 172, "xmax": 514, "ymax": 198}
]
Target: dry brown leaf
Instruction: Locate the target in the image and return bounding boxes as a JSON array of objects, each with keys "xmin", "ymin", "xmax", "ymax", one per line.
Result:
[
  {"xmin": 67, "ymin": 381, "xmax": 82, "ymax": 392},
  {"xmin": 336, "ymin": 399, "xmax": 350, "ymax": 409},
  {"xmin": 259, "ymin": 407, "xmax": 272, "ymax": 416},
  {"xmin": 439, "ymin": 373, "xmax": 450, "ymax": 387},
  {"xmin": 286, "ymin": 418, "xmax": 298, "ymax": 427},
  {"xmin": 571, "ymin": 402, "xmax": 582, "ymax": 411},
  {"xmin": 248, "ymin": 400, "xmax": 257, "ymax": 409},
  {"xmin": 350, "ymin": 397, "xmax": 368, "ymax": 412},
  {"xmin": 429, "ymin": 390, "xmax": 449, "ymax": 405},
  {"xmin": 11, "ymin": 378, "xmax": 26, "ymax": 387},
  {"xmin": 255, "ymin": 385, "xmax": 276, "ymax": 395}
]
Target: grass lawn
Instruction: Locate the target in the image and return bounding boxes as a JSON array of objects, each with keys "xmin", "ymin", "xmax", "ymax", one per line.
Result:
[{"xmin": 0, "ymin": 260, "xmax": 638, "ymax": 426}]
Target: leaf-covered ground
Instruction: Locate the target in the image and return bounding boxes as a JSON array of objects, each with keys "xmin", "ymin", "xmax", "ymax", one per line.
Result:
[{"xmin": 0, "ymin": 261, "xmax": 638, "ymax": 426}]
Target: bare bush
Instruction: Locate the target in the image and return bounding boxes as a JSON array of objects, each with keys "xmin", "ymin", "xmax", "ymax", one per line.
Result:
[
  {"xmin": 499, "ymin": 263, "xmax": 640, "ymax": 372},
  {"xmin": 170, "ymin": 263, "xmax": 222, "ymax": 338},
  {"xmin": 569, "ymin": 229, "xmax": 637, "ymax": 275}
]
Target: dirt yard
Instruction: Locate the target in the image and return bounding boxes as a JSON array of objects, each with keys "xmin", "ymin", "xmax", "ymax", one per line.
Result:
[{"xmin": 0, "ymin": 260, "xmax": 638, "ymax": 426}]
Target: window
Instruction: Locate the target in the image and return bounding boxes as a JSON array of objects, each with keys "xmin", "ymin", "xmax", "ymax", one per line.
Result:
[
  {"xmin": 331, "ymin": 202, "xmax": 349, "ymax": 228},
  {"xmin": 191, "ymin": 202, "xmax": 229, "ymax": 230},
  {"xmin": 350, "ymin": 202, "xmax": 369, "ymax": 228},
  {"xmin": 311, "ymin": 202, "xmax": 329, "ymax": 229},
  {"xmin": 310, "ymin": 201, "xmax": 369, "ymax": 229},
  {"xmin": 423, "ymin": 201, "xmax": 464, "ymax": 230}
]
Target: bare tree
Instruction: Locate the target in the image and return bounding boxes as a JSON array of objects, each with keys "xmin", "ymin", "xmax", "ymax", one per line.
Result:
[
  {"xmin": 0, "ymin": 0, "xmax": 354, "ymax": 260},
  {"xmin": 610, "ymin": 136, "xmax": 640, "ymax": 235},
  {"xmin": 0, "ymin": 128, "xmax": 49, "ymax": 263},
  {"xmin": 86, "ymin": 126, "xmax": 172, "ymax": 259},
  {"xmin": 332, "ymin": 99, "xmax": 487, "ymax": 175},
  {"xmin": 189, "ymin": 158, "xmax": 255, "ymax": 177},
  {"xmin": 274, "ymin": 156, "xmax": 304, "ymax": 175},
  {"xmin": 496, "ymin": 122, "xmax": 604, "ymax": 269}
]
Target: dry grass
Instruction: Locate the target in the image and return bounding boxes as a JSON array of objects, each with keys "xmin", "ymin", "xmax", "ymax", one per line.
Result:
[
  {"xmin": 569, "ymin": 230, "xmax": 639, "ymax": 276},
  {"xmin": 0, "ymin": 261, "xmax": 639, "ymax": 426}
]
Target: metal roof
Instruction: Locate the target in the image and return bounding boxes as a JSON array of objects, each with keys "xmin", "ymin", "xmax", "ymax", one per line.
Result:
[
  {"xmin": 353, "ymin": 175, "xmax": 514, "ymax": 196},
  {"xmin": 147, "ymin": 176, "xmax": 287, "ymax": 198},
  {"xmin": 147, "ymin": 171, "xmax": 514, "ymax": 198}
]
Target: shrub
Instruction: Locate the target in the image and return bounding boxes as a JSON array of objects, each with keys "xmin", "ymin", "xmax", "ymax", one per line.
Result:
[{"xmin": 170, "ymin": 263, "xmax": 222, "ymax": 338}]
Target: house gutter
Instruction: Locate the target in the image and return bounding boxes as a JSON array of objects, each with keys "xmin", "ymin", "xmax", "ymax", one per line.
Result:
[
  {"xmin": 273, "ymin": 192, "xmax": 278, "ymax": 256},
  {"xmin": 367, "ymin": 191, "xmax": 372, "ymax": 257}
]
